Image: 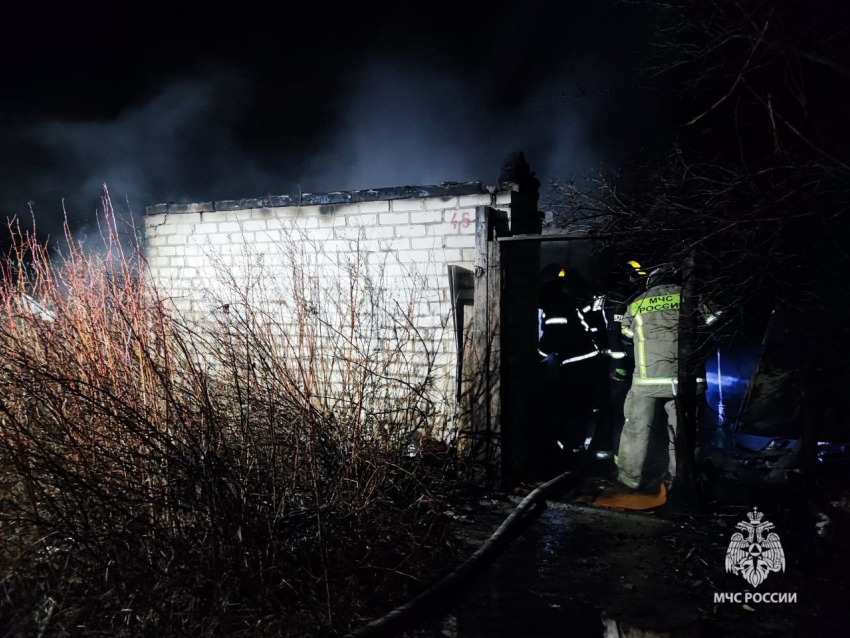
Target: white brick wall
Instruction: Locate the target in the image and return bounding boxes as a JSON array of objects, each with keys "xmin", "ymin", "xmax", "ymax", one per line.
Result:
[{"xmin": 144, "ymin": 190, "xmax": 509, "ymax": 432}]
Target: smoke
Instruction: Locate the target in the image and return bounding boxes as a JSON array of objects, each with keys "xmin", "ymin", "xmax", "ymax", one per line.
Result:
[
  {"xmin": 6, "ymin": 70, "xmax": 285, "ymax": 242},
  {"xmin": 1, "ymin": 5, "xmax": 664, "ymax": 245},
  {"xmin": 300, "ymin": 58, "xmax": 599, "ymax": 191}
]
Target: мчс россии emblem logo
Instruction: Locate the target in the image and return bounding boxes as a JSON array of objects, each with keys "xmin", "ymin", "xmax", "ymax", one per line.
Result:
[{"xmin": 725, "ymin": 507, "xmax": 786, "ymax": 588}]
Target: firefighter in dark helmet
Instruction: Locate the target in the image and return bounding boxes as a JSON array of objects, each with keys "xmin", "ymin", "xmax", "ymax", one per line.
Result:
[
  {"xmin": 536, "ymin": 264, "xmax": 603, "ymax": 473},
  {"xmin": 615, "ymin": 264, "xmax": 708, "ymax": 496}
]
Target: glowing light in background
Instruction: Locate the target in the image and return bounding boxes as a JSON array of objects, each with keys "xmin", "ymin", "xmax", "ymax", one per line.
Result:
[
  {"xmin": 704, "ymin": 346, "xmax": 757, "ymax": 444},
  {"xmin": 705, "ymin": 372, "xmax": 741, "ymax": 387},
  {"xmin": 717, "ymin": 349, "xmax": 725, "ymax": 424}
]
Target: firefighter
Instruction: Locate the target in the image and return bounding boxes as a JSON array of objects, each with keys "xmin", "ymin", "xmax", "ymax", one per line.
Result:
[
  {"xmin": 538, "ymin": 265, "xmax": 599, "ymax": 365},
  {"xmin": 537, "ymin": 264, "xmax": 602, "ymax": 473},
  {"xmin": 561, "ymin": 269, "xmax": 609, "ymax": 351},
  {"xmin": 607, "ymin": 260, "xmax": 646, "ymax": 454},
  {"xmin": 588, "ymin": 261, "xmax": 642, "ymax": 460},
  {"xmin": 615, "ymin": 263, "xmax": 707, "ymax": 495},
  {"xmin": 560, "ymin": 269, "xmax": 621, "ymax": 455}
]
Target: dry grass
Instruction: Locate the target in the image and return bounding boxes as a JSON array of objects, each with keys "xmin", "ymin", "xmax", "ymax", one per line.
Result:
[{"xmin": 0, "ymin": 195, "xmax": 460, "ymax": 636}]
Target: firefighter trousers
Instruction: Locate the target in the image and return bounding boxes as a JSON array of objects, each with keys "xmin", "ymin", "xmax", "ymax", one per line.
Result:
[{"xmin": 617, "ymin": 390, "xmax": 677, "ymax": 492}]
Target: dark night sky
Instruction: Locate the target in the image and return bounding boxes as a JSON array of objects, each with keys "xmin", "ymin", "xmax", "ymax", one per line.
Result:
[{"xmin": 0, "ymin": 1, "xmax": 671, "ymax": 239}]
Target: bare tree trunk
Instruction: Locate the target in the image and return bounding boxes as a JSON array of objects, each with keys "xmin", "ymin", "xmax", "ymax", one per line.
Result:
[{"xmin": 672, "ymin": 249, "xmax": 701, "ymax": 511}]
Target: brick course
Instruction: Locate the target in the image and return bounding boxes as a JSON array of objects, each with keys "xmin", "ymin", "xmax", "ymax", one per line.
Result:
[{"xmin": 144, "ymin": 186, "xmax": 512, "ymax": 432}]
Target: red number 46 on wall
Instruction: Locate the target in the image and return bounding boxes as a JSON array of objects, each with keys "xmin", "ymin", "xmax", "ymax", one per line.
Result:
[{"xmin": 450, "ymin": 211, "xmax": 471, "ymax": 229}]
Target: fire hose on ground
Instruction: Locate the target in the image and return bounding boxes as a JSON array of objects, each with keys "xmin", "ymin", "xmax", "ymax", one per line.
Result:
[{"xmin": 343, "ymin": 470, "xmax": 576, "ymax": 638}]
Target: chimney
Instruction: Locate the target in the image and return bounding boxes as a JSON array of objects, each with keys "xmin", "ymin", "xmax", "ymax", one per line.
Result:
[{"xmin": 498, "ymin": 151, "xmax": 542, "ymax": 235}]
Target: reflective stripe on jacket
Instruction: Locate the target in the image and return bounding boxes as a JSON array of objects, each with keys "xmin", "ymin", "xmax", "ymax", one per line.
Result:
[
  {"xmin": 620, "ymin": 284, "xmax": 683, "ymax": 398},
  {"xmin": 538, "ymin": 280, "xmax": 598, "ymax": 361}
]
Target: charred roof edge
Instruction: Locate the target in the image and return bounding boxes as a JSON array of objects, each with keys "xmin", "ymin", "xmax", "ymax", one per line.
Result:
[{"xmin": 146, "ymin": 182, "xmax": 491, "ymax": 215}]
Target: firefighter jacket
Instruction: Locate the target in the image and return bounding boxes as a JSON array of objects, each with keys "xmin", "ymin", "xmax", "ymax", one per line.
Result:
[
  {"xmin": 578, "ymin": 295, "xmax": 609, "ymax": 352},
  {"xmin": 605, "ymin": 301, "xmax": 634, "ymax": 381},
  {"xmin": 620, "ymin": 283, "xmax": 705, "ymax": 398},
  {"xmin": 538, "ymin": 280, "xmax": 599, "ymax": 364}
]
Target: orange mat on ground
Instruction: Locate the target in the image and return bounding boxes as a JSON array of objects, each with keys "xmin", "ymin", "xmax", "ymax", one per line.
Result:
[{"xmin": 592, "ymin": 483, "xmax": 666, "ymax": 510}]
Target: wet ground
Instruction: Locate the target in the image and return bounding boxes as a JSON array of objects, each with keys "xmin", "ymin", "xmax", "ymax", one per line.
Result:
[
  {"xmin": 438, "ymin": 505, "xmax": 675, "ymax": 638},
  {"xmin": 401, "ymin": 484, "xmax": 850, "ymax": 638},
  {"xmin": 405, "ymin": 502, "xmax": 677, "ymax": 638}
]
